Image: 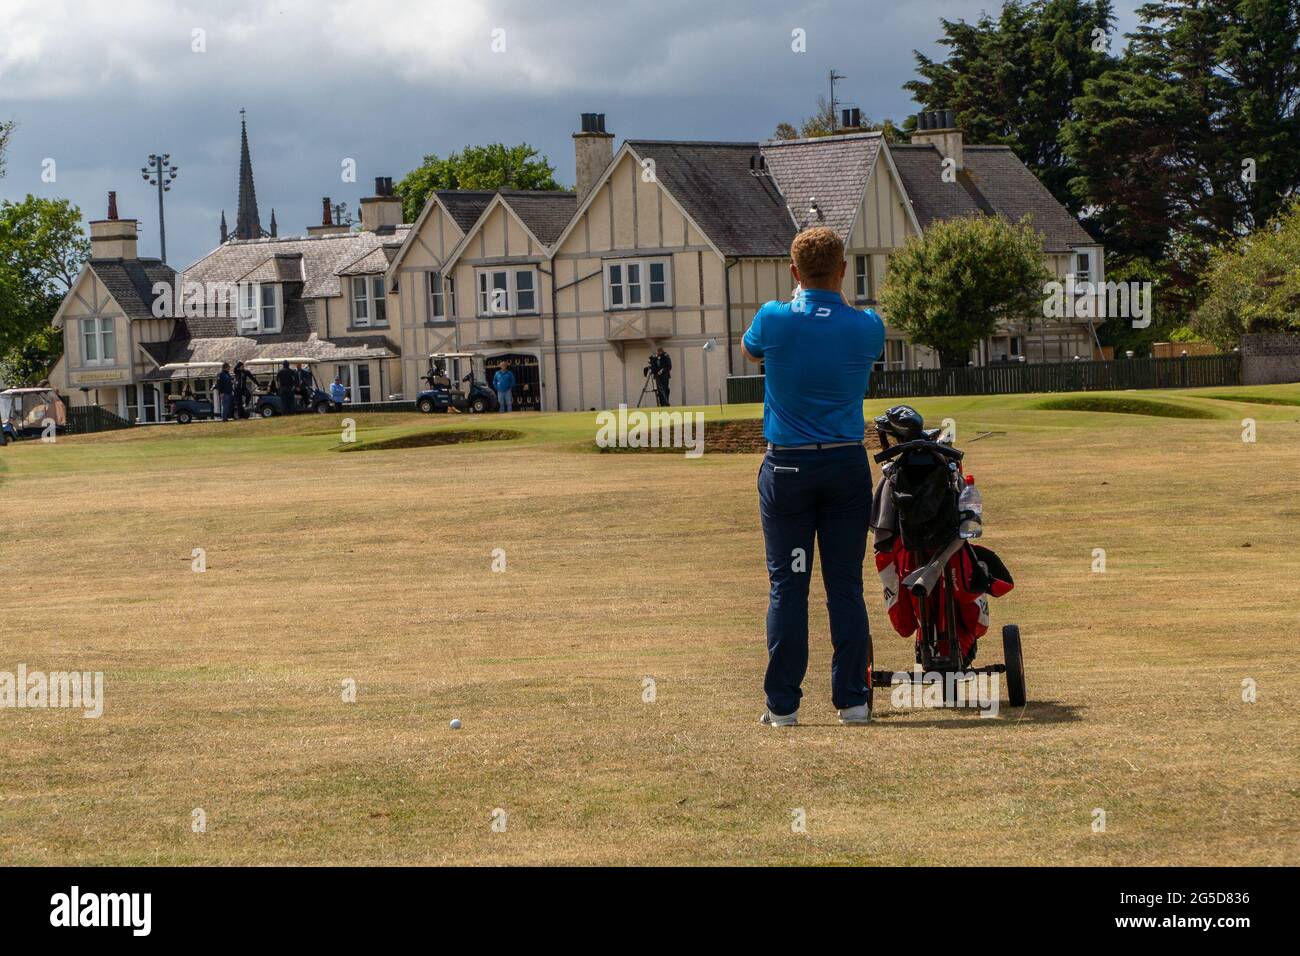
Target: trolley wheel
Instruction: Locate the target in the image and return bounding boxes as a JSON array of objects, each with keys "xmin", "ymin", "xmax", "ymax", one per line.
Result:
[
  {"xmin": 259, "ymin": 404, "xmax": 276, "ymax": 419},
  {"xmin": 417, "ymin": 397, "xmax": 435, "ymax": 414},
  {"xmin": 1002, "ymin": 624, "xmax": 1026, "ymax": 707},
  {"xmin": 176, "ymin": 410, "xmax": 193, "ymax": 424}
]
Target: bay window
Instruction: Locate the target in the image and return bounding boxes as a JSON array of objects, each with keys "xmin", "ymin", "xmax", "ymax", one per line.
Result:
[
  {"xmin": 604, "ymin": 257, "xmax": 671, "ymax": 310},
  {"xmin": 476, "ymin": 268, "xmax": 538, "ymax": 316}
]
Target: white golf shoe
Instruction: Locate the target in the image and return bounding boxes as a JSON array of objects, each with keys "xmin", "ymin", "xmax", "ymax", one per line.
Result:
[
  {"xmin": 759, "ymin": 708, "xmax": 799, "ymax": 727},
  {"xmin": 837, "ymin": 704, "xmax": 871, "ymax": 725}
]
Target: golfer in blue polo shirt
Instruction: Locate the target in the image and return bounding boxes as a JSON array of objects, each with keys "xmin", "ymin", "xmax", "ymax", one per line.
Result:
[{"xmin": 742, "ymin": 226, "xmax": 886, "ymax": 727}]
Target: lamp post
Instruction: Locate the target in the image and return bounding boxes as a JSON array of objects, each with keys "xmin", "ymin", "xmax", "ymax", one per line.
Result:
[{"xmin": 140, "ymin": 153, "xmax": 180, "ymax": 263}]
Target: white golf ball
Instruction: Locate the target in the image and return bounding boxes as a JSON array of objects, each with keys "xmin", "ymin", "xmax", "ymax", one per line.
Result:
[{"xmin": 450, "ymin": 718, "xmax": 462, "ymax": 730}]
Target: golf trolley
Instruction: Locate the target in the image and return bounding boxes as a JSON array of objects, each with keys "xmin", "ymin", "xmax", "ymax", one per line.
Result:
[{"xmin": 869, "ymin": 405, "xmax": 1026, "ymax": 708}]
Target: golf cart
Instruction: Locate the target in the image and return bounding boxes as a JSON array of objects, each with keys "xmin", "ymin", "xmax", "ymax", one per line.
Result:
[
  {"xmin": 245, "ymin": 357, "xmax": 334, "ymax": 416},
  {"xmin": 869, "ymin": 405, "xmax": 1026, "ymax": 708},
  {"xmin": 0, "ymin": 387, "xmax": 67, "ymax": 444},
  {"xmin": 416, "ymin": 353, "xmax": 498, "ymax": 414},
  {"xmin": 159, "ymin": 362, "xmax": 223, "ymax": 423}
]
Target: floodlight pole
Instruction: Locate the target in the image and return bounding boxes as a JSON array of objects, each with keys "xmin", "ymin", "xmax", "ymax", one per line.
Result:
[{"xmin": 141, "ymin": 153, "xmax": 181, "ymax": 263}]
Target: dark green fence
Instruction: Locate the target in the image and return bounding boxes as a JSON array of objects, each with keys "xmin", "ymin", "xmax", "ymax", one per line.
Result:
[
  {"xmin": 67, "ymin": 405, "xmax": 132, "ymax": 434},
  {"xmin": 727, "ymin": 354, "xmax": 1241, "ymax": 404}
]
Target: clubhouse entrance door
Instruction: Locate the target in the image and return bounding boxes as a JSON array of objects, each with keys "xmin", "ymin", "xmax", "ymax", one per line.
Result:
[{"xmin": 484, "ymin": 352, "xmax": 540, "ymax": 411}]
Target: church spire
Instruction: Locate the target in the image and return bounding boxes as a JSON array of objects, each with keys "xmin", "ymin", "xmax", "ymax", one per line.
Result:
[
  {"xmin": 219, "ymin": 209, "xmax": 228, "ymax": 244},
  {"xmin": 235, "ymin": 109, "xmax": 264, "ymax": 240}
]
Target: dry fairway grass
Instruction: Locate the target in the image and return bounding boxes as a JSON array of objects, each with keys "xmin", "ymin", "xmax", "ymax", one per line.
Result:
[{"xmin": 1, "ymin": 389, "xmax": 1298, "ymax": 865}]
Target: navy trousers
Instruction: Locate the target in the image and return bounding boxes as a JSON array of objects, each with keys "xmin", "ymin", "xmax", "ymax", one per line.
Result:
[{"xmin": 758, "ymin": 443, "xmax": 874, "ymax": 715}]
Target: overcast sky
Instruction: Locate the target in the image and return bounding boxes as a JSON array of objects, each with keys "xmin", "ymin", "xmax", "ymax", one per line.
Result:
[{"xmin": 1, "ymin": 0, "xmax": 1142, "ymax": 270}]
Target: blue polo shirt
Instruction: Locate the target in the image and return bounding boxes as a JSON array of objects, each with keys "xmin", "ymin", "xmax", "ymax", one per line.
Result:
[{"xmin": 743, "ymin": 289, "xmax": 885, "ymax": 446}]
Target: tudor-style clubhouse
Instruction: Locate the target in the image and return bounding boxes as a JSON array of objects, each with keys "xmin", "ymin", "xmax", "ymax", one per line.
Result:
[{"xmin": 49, "ymin": 110, "xmax": 1104, "ymax": 419}]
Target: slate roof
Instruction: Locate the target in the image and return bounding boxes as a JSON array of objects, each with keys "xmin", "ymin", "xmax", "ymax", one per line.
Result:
[
  {"xmin": 182, "ymin": 227, "xmax": 409, "ymax": 299},
  {"xmin": 759, "ymin": 132, "xmax": 883, "ymax": 241},
  {"xmin": 890, "ymin": 143, "xmax": 1092, "ymax": 251},
  {"xmin": 497, "ymin": 190, "xmax": 578, "ymax": 246},
  {"xmin": 87, "ymin": 259, "xmax": 179, "ymax": 319},
  {"xmin": 138, "ymin": 333, "xmax": 396, "ymax": 377},
  {"xmin": 625, "ymin": 141, "xmax": 796, "ymax": 257},
  {"xmin": 436, "ymin": 191, "xmax": 497, "ymax": 233},
  {"xmin": 960, "ymin": 146, "xmax": 1094, "ymax": 251}
]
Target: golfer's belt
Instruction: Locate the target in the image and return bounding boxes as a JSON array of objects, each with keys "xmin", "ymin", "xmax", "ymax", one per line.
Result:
[{"xmin": 766, "ymin": 440, "xmax": 863, "ymax": 451}]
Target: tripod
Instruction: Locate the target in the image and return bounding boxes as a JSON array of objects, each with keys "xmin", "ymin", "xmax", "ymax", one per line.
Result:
[{"xmin": 637, "ymin": 368, "xmax": 658, "ymax": 408}]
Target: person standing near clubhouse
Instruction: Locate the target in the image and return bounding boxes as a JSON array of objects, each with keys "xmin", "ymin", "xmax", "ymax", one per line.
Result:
[
  {"xmin": 654, "ymin": 347, "xmax": 672, "ymax": 406},
  {"xmin": 492, "ymin": 362, "xmax": 516, "ymax": 413},
  {"xmin": 216, "ymin": 362, "xmax": 235, "ymax": 422},
  {"xmin": 275, "ymin": 360, "xmax": 297, "ymax": 414},
  {"xmin": 233, "ymin": 361, "xmax": 254, "ymax": 419},
  {"xmin": 741, "ymin": 226, "xmax": 885, "ymax": 727},
  {"xmin": 330, "ymin": 375, "xmax": 347, "ymax": 408}
]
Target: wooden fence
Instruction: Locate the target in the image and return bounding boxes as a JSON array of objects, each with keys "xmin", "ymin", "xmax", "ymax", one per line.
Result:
[
  {"xmin": 727, "ymin": 354, "xmax": 1242, "ymax": 404},
  {"xmin": 66, "ymin": 405, "xmax": 133, "ymax": 434}
]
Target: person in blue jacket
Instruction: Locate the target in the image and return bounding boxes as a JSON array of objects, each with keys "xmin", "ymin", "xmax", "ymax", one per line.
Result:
[{"xmin": 492, "ymin": 362, "xmax": 516, "ymax": 413}]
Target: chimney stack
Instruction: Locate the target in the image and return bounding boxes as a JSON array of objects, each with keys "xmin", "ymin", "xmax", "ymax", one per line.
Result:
[
  {"xmin": 910, "ymin": 109, "xmax": 963, "ymax": 169},
  {"xmin": 307, "ymin": 196, "xmax": 350, "ymax": 237},
  {"xmin": 360, "ymin": 176, "xmax": 403, "ymax": 233},
  {"xmin": 573, "ymin": 112, "xmax": 614, "ymax": 201},
  {"xmin": 89, "ymin": 191, "xmax": 139, "ymax": 260}
]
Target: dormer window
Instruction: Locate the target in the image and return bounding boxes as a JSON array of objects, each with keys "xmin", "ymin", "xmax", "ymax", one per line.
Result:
[
  {"xmin": 352, "ymin": 275, "xmax": 388, "ymax": 327},
  {"xmin": 239, "ymin": 283, "xmax": 281, "ymax": 334}
]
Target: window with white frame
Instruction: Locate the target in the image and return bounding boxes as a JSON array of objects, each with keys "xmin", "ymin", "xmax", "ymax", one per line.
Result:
[
  {"xmin": 854, "ymin": 255, "xmax": 873, "ymax": 302},
  {"xmin": 352, "ymin": 275, "xmax": 387, "ymax": 327},
  {"xmin": 476, "ymin": 268, "xmax": 538, "ymax": 316},
  {"xmin": 1073, "ymin": 252, "xmax": 1093, "ymax": 287},
  {"xmin": 604, "ymin": 257, "xmax": 671, "ymax": 310},
  {"xmin": 80, "ymin": 317, "xmax": 115, "ymax": 365},
  {"xmin": 872, "ymin": 339, "xmax": 905, "ymax": 373},
  {"xmin": 238, "ymin": 283, "xmax": 281, "ymax": 333},
  {"xmin": 429, "ymin": 271, "xmax": 445, "ymax": 318},
  {"xmin": 335, "ymin": 362, "xmax": 372, "ymax": 404}
]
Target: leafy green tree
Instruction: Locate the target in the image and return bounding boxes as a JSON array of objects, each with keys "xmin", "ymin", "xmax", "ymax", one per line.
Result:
[
  {"xmin": 0, "ymin": 322, "xmax": 62, "ymax": 387},
  {"xmin": 905, "ymin": 0, "xmax": 1117, "ymax": 213},
  {"xmin": 0, "ymin": 195, "xmax": 89, "ymax": 365},
  {"xmin": 1193, "ymin": 199, "xmax": 1300, "ymax": 348},
  {"xmin": 394, "ymin": 144, "xmax": 563, "ymax": 222},
  {"xmin": 1065, "ymin": 0, "xmax": 1300, "ymax": 260},
  {"xmin": 880, "ymin": 214, "xmax": 1051, "ymax": 367}
]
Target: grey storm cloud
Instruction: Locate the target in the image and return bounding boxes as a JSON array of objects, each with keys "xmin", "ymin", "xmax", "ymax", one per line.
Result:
[{"xmin": 0, "ymin": 0, "xmax": 1142, "ymax": 269}]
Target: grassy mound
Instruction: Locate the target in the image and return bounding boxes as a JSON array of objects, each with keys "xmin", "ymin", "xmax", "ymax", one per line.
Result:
[
  {"xmin": 1033, "ymin": 395, "xmax": 1215, "ymax": 419},
  {"xmin": 338, "ymin": 428, "xmax": 523, "ymax": 451},
  {"xmin": 1198, "ymin": 392, "xmax": 1300, "ymax": 407}
]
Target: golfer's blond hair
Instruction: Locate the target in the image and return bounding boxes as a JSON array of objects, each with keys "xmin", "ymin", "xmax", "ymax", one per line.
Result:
[{"xmin": 790, "ymin": 226, "xmax": 844, "ymax": 285}]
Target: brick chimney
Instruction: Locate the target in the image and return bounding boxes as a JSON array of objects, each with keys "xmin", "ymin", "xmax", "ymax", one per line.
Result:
[
  {"xmin": 573, "ymin": 113, "xmax": 614, "ymax": 201},
  {"xmin": 360, "ymin": 177, "xmax": 403, "ymax": 233},
  {"xmin": 89, "ymin": 191, "xmax": 139, "ymax": 260},
  {"xmin": 910, "ymin": 109, "xmax": 963, "ymax": 170},
  {"xmin": 307, "ymin": 196, "xmax": 350, "ymax": 237}
]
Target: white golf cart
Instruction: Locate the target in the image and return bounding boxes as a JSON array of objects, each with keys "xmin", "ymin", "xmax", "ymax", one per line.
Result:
[{"xmin": 1, "ymin": 386, "xmax": 68, "ymax": 444}]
